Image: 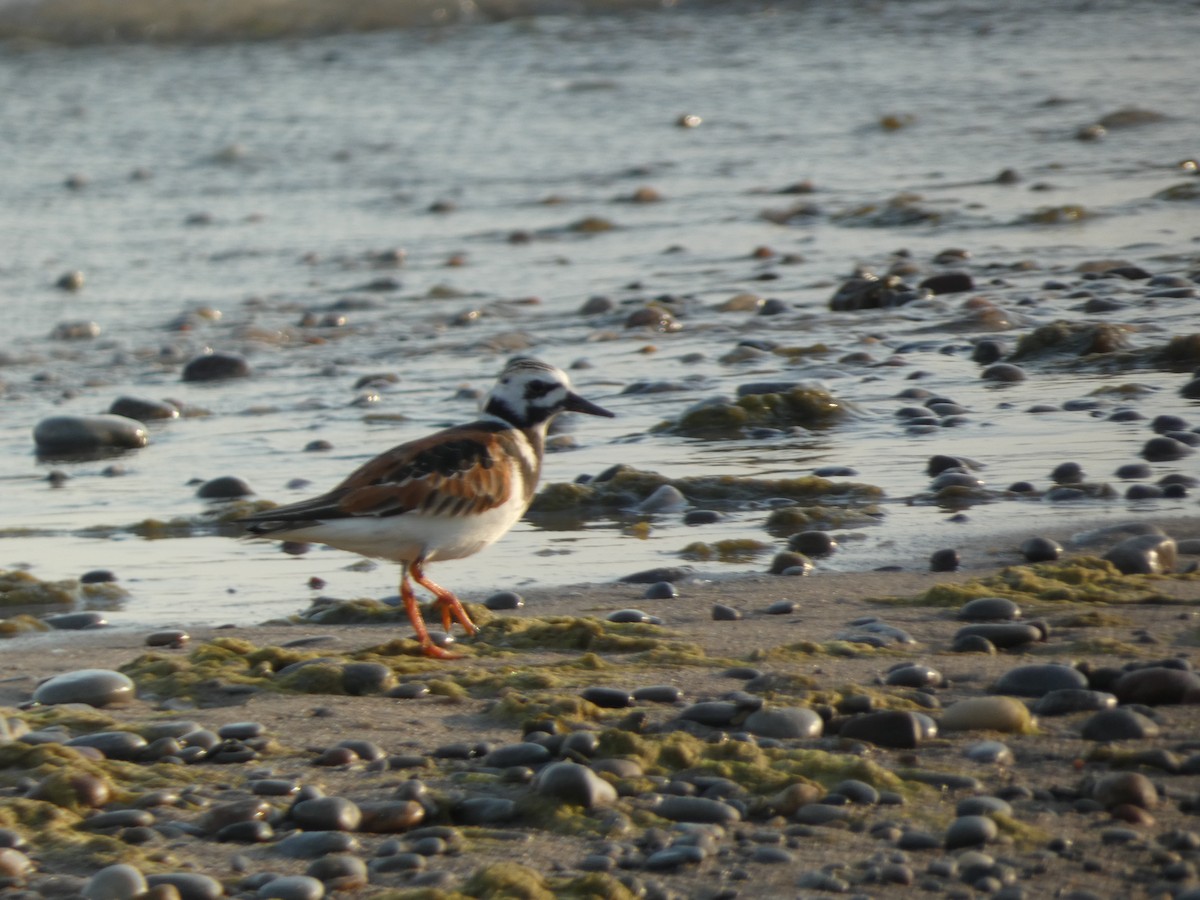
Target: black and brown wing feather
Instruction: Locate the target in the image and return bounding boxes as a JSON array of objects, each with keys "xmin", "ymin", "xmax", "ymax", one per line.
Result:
[{"xmin": 241, "ymin": 421, "xmax": 527, "ymax": 535}]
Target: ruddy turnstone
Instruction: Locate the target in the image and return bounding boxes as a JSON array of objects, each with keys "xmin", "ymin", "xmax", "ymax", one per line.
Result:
[{"xmin": 240, "ymin": 358, "xmax": 614, "ymax": 658}]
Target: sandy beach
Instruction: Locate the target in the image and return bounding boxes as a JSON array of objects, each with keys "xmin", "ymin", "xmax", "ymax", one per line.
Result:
[{"xmin": 5, "ymin": 516, "xmax": 1200, "ymax": 896}]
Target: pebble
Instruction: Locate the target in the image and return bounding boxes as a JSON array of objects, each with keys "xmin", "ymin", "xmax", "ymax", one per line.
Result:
[
  {"xmin": 1032, "ymin": 689, "xmax": 1117, "ymax": 716},
  {"xmin": 883, "ymin": 663, "xmax": 943, "ymax": 688},
  {"xmin": 838, "ymin": 711, "xmax": 928, "ymax": 748},
  {"xmin": 652, "ymin": 795, "xmax": 742, "ymax": 824},
  {"xmin": 84, "ymin": 864, "xmax": 148, "ymax": 900},
  {"xmin": 1142, "ymin": 435, "xmax": 1194, "ymax": 461},
  {"xmin": 274, "ymin": 832, "xmax": 360, "ymax": 859},
  {"xmin": 945, "ymin": 814, "xmax": 998, "ymax": 849},
  {"xmin": 742, "ymin": 706, "xmax": 823, "ymax": 739},
  {"xmin": 1112, "ymin": 666, "xmax": 1200, "ymax": 704},
  {"xmin": 953, "ymin": 622, "xmax": 1045, "ymax": 650},
  {"xmin": 606, "ymin": 609, "xmax": 660, "ymax": 624},
  {"xmin": 305, "ymin": 854, "xmax": 368, "ymax": 889},
  {"xmin": 643, "ymin": 581, "xmax": 678, "ymax": 599},
  {"xmin": 1019, "ymin": 536, "xmax": 1062, "ymax": 562},
  {"xmin": 32, "ymin": 669, "xmax": 135, "ymax": 707},
  {"xmin": 257, "ymin": 876, "xmax": 325, "ymax": 900},
  {"xmin": 1080, "ymin": 708, "xmax": 1160, "ymax": 741},
  {"xmin": 1091, "ymin": 772, "xmax": 1158, "ymax": 810},
  {"xmin": 181, "ymin": 351, "xmax": 251, "ymax": 381},
  {"xmin": 108, "ymin": 396, "xmax": 179, "ymax": 422},
  {"xmin": 581, "ymin": 687, "xmax": 634, "ymax": 709},
  {"xmin": 631, "ymin": 685, "xmax": 682, "ymax": 703},
  {"xmin": 786, "ymin": 531, "xmax": 836, "ymax": 556},
  {"xmin": 484, "ymin": 590, "xmax": 523, "ymax": 610},
  {"xmin": 1103, "ymin": 534, "xmax": 1177, "ymax": 574},
  {"xmin": 711, "ymin": 603, "xmax": 743, "ymax": 621},
  {"xmin": 453, "ymin": 797, "xmax": 517, "ymax": 825},
  {"xmin": 33, "ymin": 414, "xmax": 148, "ymax": 456},
  {"xmin": 958, "ymin": 597, "xmax": 1021, "ymax": 621},
  {"xmin": 929, "ymin": 548, "xmax": 960, "ymax": 572},
  {"xmin": 196, "ymin": 475, "xmax": 254, "ymax": 499},
  {"xmin": 964, "ymin": 740, "xmax": 1014, "ymax": 764},
  {"xmin": 940, "ymin": 697, "xmax": 1031, "ymax": 733},
  {"xmin": 145, "ymin": 874, "xmax": 224, "ymax": 900},
  {"xmin": 991, "ymin": 663, "xmax": 1088, "ymax": 697},
  {"xmin": 534, "ymin": 762, "xmax": 617, "ymax": 808},
  {"xmin": 357, "ymin": 800, "xmax": 426, "ymax": 833},
  {"xmin": 483, "ymin": 742, "xmax": 553, "ymax": 768},
  {"xmin": 66, "ymin": 731, "xmax": 149, "ymax": 760},
  {"xmin": 765, "ymin": 599, "xmax": 795, "ymax": 614},
  {"xmin": 43, "ymin": 611, "xmax": 108, "ymax": 630}
]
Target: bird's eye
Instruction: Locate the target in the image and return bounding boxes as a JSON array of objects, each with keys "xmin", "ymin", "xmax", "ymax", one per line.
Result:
[{"xmin": 525, "ymin": 380, "xmax": 554, "ymax": 398}]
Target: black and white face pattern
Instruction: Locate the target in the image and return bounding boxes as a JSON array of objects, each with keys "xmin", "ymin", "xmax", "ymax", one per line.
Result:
[{"xmin": 483, "ymin": 358, "xmax": 614, "ymax": 428}]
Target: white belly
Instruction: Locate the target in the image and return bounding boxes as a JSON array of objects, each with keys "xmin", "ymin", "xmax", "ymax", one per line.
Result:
[{"xmin": 265, "ymin": 496, "xmax": 527, "ymax": 564}]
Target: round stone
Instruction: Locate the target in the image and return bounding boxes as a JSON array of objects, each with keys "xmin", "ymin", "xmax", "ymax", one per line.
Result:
[
  {"xmin": 964, "ymin": 740, "xmax": 1014, "ymax": 764},
  {"xmin": 196, "ymin": 476, "xmax": 253, "ymax": 499},
  {"xmin": 108, "ymin": 396, "xmax": 179, "ymax": 422},
  {"xmin": 43, "ymin": 612, "xmax": 108, "ymax": 630},
  {"xmin": 643, "ymin": 581, "xmax": 678, "ymax": 600},
  {"xmin": 356, "ymin": 800, "xmax": 425, "ymax": 833},
  {"xmin": 182, "ymin": 352, "xmax": 251, "ymax": 381},
  {"xmin": 1080, "ymin": 708, "xmax": 1160, "ymax": 741},
  {"xmin": 145, "ymin": 873, "xmax": 224, "ymax": 900},
  {"xmin": 1019, "ymin": 536, "xmax": 1062, "ymax": 563},
  {"xmin": 65, "ymin": 731, "xmax": 149, "ymax": 761},
  {"xmin": 290, "ymin": 797, "xmax": 362, "ymax": 832},
  {"xmin": 341, "ymin": 662, "xmax": 395, "ymax": 696},
  {"xmin": 1112, "ymin": 667, "xmax": 1200, "ymax": 705},
  {"xmin": 958, "ymin": 597, "xmax": 1021, "ymax": 621},
  {"xmin": 33, "ymin": 414, "xmax": 148, "ymax": 456},
  {"xmin": 453, "ymin": 797, "xmax": 518, "ymax": 825},
  {"xmin": 274, "ymin": 831, "xmax": 360, "ymax": 859},
  {"xmin": 1142, "ymin": 435, "xmax": 1194, "ymax": 462},
  {"xmin": 884, "ymin": 664, "xmax": 943, "ymax": 688},
  {"xmin": 84, "ymin": 864, "xmax": 148, "ymax": 900},
  {"xmin": 786, "ymin": 531, "xmax": 836, "ymax": 556},
  {"xmin": 632, "ymin": 685, "xmax": 682, "ymax": 704},
  {"xmin": 711, "ymin": 603, "xmax": 743, "ymax": 621},
  {"xmin": 1032, "ymin": 689, "xmax": 1117, "ymax": 716},
  {"xmin": 838, "ymin": 711, "xmax": 928, "ymax": 748},
  {"xmin": 929, "ymin": 548, "xmax": 960, "ymax": 572},
  {"xmin": 1104, "ymin": 535, "xmax": 1178, "ymax": 575},
  {"xmin": 945, "ymin": 815, "xmax": 998, "ymax": 849},
  {"xmin": 743, "ymin": 707, "xmax": 823, "ymax": 739},
  {"xmin": 483, "ymin": 743, "xmax": 552, "ymax": 768},
  {"xmin": 257, "ymin": 875, "xmax": 325, "ymax": 900},
  {"xmin": 940, "ymin": 697, "xmax": 1031, "ymax": 733},
  {"xmin": 652, "ymin": 795, "xmax": 741, "ymax": 824},
  {"xmin": 992, "ymin": 664, "xmax": 1088, "ymax": 698},
  {"xmin": 953, "ymin": 623, "xmax": 1044, "ymax": 650},
  {"xmin": 534, "ymin": 762, "xmax": 617, "ymax": 808},
  {"xmin": 484, "ymin": 590, "xmax": 524, "ymax": 610},
  {"xmin": 1092, "ymin": 772, "xmax": 1158, "ymax": 810},
  {"xmin": 32, "ymin": 669, "xmax": 135, "ymax": 707},
  {"xmin": 581, "ymin": 687, "xmax": 633, "ymax": 709}
]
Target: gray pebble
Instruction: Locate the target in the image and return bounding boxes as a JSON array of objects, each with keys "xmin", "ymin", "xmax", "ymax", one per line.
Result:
[
  {"xmin": 453, "ymin": 797, "xmax": 518, "ymax": 825},
  {"xmin": 66, "ymin": 731, "xmax": 148, "ymax": 761},
  {"xmin": 182, "ymin": 351, "xmax": 251, "ymax": 382},
  {"xmin": 838, "ymin": 710, "xmax": 927, "ymax": 748},
  {"xmin": 652, "ymin": 794, "xmax": 741, "ymax": 824},
  {"xmin": 305, "ymin": 854, "xmax": 368, "ymax": 886},
  {"xmin": 1113, "ymin": 666, "xmax": 1200, "ymax": 704},
  {"xmin": 84, "ymin": 864, "xmax": 148, "ymax": 900},
  {"xmin": 953, "ymin": 622, "xmax": 1045, "ymax": 650},
  {"xmin": 1080, "ymin": 708, "xmax": 1160, "ymax": 741},
  {"xmin": 43, "ymin": 612, "xmax": 108, "ymax": 630},
  {"xmin": 884, "ymin": 663, "xmax": 943, "ymax": 688},
  {"xmin": 341, "ymin": 662, "xmax": 395, "ymax": 696},
  {"xmin": 743, "ymin": 707, "xmax": 823, "ymax": 739},
  {"xmin": 679, "ymin": 701, "xmax": 740, "ymax": 727},
  {"xmin": 274, "ymin": 831, "xmax": 360, "ymax": 859},
  {"xmin": 581, "ymin": 687, "xmax": 633, "ymax": 709},
  {"xmin": 644, "ymin": 845, "xmax": 705, "ymax": 869},
  {"xmin": 606, "ymin": 609, "xmax": 659, "ymax": 624},
  {"xmin": 483, "ymin": 743, "xmax": 552, "ymax": 768},
  {"xmin": 643, "ymin": 581, "xmax": 678, "ymax": 600},
  {"xmin": 1091, "ymin": 771, "xmax": 1158, "ymax": 810},
  {"xmin": 32, "ymin": 669, "xmax": 135, "ymax": 707},
  {"xmin": 786, "ymin": 531, "xmax": 836, "ymax": 556},
  {"xmin": 957, "ymin": 796, "xmax": 1012, "ymax": 817},
  {"xmin": 958, "ymin": 597, "xmax": 1021, "ymax": 621},
  {"xmin": 765, "ymin": 599, "xmax": 795, "ymax": 615},
  {"xmin": 711, "ymin": 603, "xmax": 743, "ymax": 621},
  {"xmin": 1019, "ymin": 536, "xmax": 1062, "ymax": 562},
  {"xmin": 793, "ymin": 803, "xmax": 850, "ymax": 826},
  {"xmin": 257, "ymin": 876, "xmax": 325, "ymax": 900},
  {"xmin": 1032, "ymin": 689, "xmax": 1117, "ymax": 716},
  {"xmin": 145, "ymin": 874, "xmax": 224, "ymax": 900},
  {"xmin": 196, "ymin": 476, "xmax": 253, "ymax": 499},
  {"xmin": 945, "ymin": 815, "xmax": 998, "ymax": 849},
  {"xmin": 632, "ymin": 685, "xmax": 682, "ymax": 703},
  {"xmin": 33, "ymin": 414, "xmax": 148, "ymax": 456},
  {"xmin": 534, "ymin": 762, "xmax": 617, "ymax": 808},
  {"xmin": 1104, "ymin": 534, "xmax": 1177, "ymax": 574},
  {"xmin": 964, "ymin": 740, "xmax": 1014, "ymax": 764},
  {"xmin": 929, "ymin": 548, "xmax": 960, "ymax": 572},
  {"xmin": 484, "ymin": 590, "xmax": 524, "ymax": 610},
  {"xmin": 992, "ymin": 663, "xmax": 1087, "ymax": 697}
]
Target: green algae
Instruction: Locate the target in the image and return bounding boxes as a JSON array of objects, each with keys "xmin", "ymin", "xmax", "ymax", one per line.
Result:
[
  {"xmin": 754, "ymin": 639, "xmax": 884, "ymax": 661},
  {"xmin": 0, "ymin": 569, "xmax": 76, "ymax": 608},
  {"xmin": 763, "ymin": 504, "xmax": 884, "ymax": 537},
  {"xmin": 534, "ymin": 466, "xmax": 882, "ymax": 519},
  {"xmin": 464, "ymin": 861, "xmax": 554, "ymax": 899},
  {"xmin": 891, "ymin": 557, "xmax": 1194, "ymax": 609},
  {"xmin": 1009, "ymin": 320, "xmax": 1132, "ymax": 361},
  {"xmin": 656, "ymin": 386, "xmax": 847, "ymax": 439},
  {"xmin": 479, "ymin": 615, "xmax": 667, "ymax": 654},
  {"xmin": 489, "ymin": 692, "xmax": 600, "ymax": 726},
  {"xmin": 1158, "ymin": 333, "xmax": 1200, "ymax": 368},
  {"xmin": 679, "ymin": 539, "xmax": 773, "ymax": 562},
  {"xmin": 0, "ymin": 613, "xmax": 51, "ymax": 637}
]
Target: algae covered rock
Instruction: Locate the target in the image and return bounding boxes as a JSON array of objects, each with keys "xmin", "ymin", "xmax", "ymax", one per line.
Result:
[
  {"xmin": 657, "ymin": 384, "xmax": 848, "ymax": 439},
  {"xmin": 1009, "ymin": 320, "xmax": 1132, "ymax": 361}
]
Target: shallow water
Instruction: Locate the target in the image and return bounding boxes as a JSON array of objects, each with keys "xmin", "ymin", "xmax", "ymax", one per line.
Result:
[{"xmin": 1, "ymin": 0, "xmax": 1199, "ymax": 626}]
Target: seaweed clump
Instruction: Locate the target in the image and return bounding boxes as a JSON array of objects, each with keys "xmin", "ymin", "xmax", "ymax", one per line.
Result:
[
  {"xmin": 655, "ymin": 385, "xmax": 847, "ymax": 439},
  {"xmin": 1009, "ymin": 320, "xmax": 1132, "ymax": 361}
]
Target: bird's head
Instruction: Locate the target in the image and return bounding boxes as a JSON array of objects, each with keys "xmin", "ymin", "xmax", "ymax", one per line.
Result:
[{"xmin": 483, "ymin": 358, "xmax": 614, "ymax": 428}]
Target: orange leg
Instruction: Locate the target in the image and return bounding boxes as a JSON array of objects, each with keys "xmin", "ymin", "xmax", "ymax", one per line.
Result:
[
  {"xmin": 400, "ymin": 565, "xmax": 459, "ymax": 660},
  {"xmin": 410, "ymin": 558, "xmax": 479, "ymax": 638}
]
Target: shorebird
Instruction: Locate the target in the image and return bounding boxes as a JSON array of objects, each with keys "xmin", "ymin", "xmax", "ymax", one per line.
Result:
[{"xmin": 241, "ymin": 358, "xmax": 614, "ymax": 658}]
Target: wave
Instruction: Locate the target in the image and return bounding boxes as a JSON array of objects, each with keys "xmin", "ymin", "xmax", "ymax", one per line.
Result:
[{"xmin": 0, "ymin": 0, "xmax": 698, "ymax": 45}]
